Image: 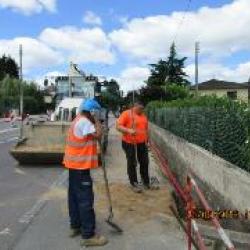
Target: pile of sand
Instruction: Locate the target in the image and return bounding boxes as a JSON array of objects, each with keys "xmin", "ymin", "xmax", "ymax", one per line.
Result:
[{"xmin": 94, "ymin": 182, "xmax": 174, "ymax": 224}]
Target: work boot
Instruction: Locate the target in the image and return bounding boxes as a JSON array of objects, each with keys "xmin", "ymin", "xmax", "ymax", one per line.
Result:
[
  {"xmin": 130, "ymin": 183, "xmax": 143, "ymax": 193},
  {"xmin": 143, "ymin": 184, "xmax": 160, "ymax": 190},
  {"xmin": 80, "ymin": 235, "xmax": 108, "ymax": 247},
  {"xmin": 69, "ymin": 228, "xmax": 81, "ymax": 238}
]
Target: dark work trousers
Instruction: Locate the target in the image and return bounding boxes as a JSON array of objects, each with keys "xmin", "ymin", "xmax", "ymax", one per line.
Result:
[
  {"xmin": 68, "ymin": 169, "xmax": 95, "ymax": 239},
  {"xmin": 122, "ymin": 141, "xmax": 150, "ymax": 186}
]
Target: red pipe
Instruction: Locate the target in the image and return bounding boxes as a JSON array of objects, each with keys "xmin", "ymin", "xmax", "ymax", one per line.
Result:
[
  {"xmin": 188, "ymin": 174, "xmax": 236, "ymax": 250},
  {"xmin": 192, "ymin": 220, "xmax": 208, "ymax": 250},
  {"xmin": 187, "ymin": 218, "xmax": 192, "ymax": 250},
  {"xmin": 149, "ymin": 140, "xmax": 207, "ymax": 250},
  {"xmin": 150, "ymin": 140, "xmax": 188, "ymax": 202}
]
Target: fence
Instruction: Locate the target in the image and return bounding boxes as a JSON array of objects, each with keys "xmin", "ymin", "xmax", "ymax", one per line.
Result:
[
  {"xmin": 150, "ymin": 139, "xmax": 236, "ymax": 250},
  {"xmin": 147, "ymin": 106, "xmax": 250, "ymax": 171}
]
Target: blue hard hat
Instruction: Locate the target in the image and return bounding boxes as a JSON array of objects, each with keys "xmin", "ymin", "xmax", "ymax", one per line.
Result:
[{"xmin": 79, "ymin": 99, "xmax": 101, "ymax": 112}]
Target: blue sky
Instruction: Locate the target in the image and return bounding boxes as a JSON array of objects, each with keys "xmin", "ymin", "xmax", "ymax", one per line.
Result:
[{"xmin": 0, "ymin": 0, "xmax": 249, "ymax": 91}]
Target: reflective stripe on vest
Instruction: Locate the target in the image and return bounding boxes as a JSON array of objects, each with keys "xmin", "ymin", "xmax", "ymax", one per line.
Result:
[
  {"xmin": 66, "ymin": 140, "xmax": 96, "ymax": 148},
  {"xmin": 64, "ymin": 155, "xmax": 98, "ymax": 162}
]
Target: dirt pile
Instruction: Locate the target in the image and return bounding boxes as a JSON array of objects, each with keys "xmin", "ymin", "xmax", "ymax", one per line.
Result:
[{"xmin": 94, "ymin": 182, "xmax": 174, "ymax": 224}]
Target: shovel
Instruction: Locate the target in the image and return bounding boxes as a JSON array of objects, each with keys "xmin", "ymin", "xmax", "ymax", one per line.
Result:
[{"xmin": 99, "ymin": 141, "xmax": 123, "ymax": 233}]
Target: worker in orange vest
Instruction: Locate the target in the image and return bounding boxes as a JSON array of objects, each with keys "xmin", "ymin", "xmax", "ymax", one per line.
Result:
[
  {"xmin": 63, "ymin": 99, "xmax": 108, "ymax": 247},
  {"xmin": 116, "ymin": 101, "xmax": 159, "ymax": 193}
]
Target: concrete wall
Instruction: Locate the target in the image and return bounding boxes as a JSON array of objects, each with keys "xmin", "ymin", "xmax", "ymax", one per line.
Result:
[
  {"xmin": 190, "ymin": 89, "xmax": 248, "ymax": 102},
  {"xmin": 150, "ymin": 123, "xmax": 250, "ymax": 231}
]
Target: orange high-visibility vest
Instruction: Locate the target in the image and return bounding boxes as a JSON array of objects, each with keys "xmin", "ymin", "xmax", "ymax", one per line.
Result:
[
  {"xmin": 63, "ymin": 115, "xmax": 99, "ymax": 170},
  {"xmin": 117, "ymin": 109, "xmax": 148, "ymax": 144}
]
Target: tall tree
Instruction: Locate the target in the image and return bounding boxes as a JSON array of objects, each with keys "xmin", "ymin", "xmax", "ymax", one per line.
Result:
[
  {"xmin": 0, "ymin": 55, "xmax": 19, "ymax": 81},
  {"xmin": 138, "ymin": 85, "xmax": 168, "ymax": 106},
  {"xmin": 0, "ymin": 76, "xmax": 46, "ymax": 115},
  {"xmin": 101, "ymin": 79, "xmax": 122, "ymax": 112},
  {"xmin": 147, "ymin": 43, "xmax": 190, "ymax": 87}
]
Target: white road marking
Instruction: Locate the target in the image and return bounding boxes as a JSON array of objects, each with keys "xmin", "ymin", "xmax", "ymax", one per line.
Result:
[
  {"xmin": 0, "ymin": 137, "xmax": 18, "ymax": 145},
  {"xmin": 18, "ymin": 200, "xmax": 46, "ymax": 224},
  {"xmin": 14, "ymin": 168, "xmax": 26, "ymax": 175},
  {"xmin": 18, "ymin": 171, "xmax": 68, "ymax": 225},
  {"xmin": 0, "ymin": 128, "xmax": 19, "ymax": 134},
  {"xmin": 0, "ymin": 228, "xmax": 11, "ymax": 236},
  {"xmin": 0, "ymin": 127, "xmax": 19, "ymax": 144}
]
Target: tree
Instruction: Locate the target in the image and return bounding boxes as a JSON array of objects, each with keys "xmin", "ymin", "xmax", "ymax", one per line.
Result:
[
  {"xmin": 138, "ymin": 85, "xmax": 167, "ymax": 106},
  {"xmin": 147, "ymin": 43, "xmax": 190, "ymax": 87},
  {"xmin": 0, "ymin": 55, "xmax": 19, "ymax": 81},
  {"xmin": 137, "ymin": 84, "xmax": 190, "ymax": 106},
  {"xmin": 101, "ymin": 79, "xmax": 122, "ymax": 112},
  {"xmin": 0, "ymin": 76, "xmax": 46, "ymax": 115},
  {"xmin": 147, "ymin": 59, "xmax": 169, "ymax": 87},
  {"xmin": 123, "ymin": 90, "xmax": 140, "ymax": 107}
]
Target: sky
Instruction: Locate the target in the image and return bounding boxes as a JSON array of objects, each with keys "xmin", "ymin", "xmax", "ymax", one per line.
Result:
[{"xmin": 0, "ymin": 0, "xmax": 250, "ymax": 92}]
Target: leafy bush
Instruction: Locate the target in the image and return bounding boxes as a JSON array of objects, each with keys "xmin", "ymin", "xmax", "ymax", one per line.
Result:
[
  {"xmin": 164, "ymin": 84, "xmax": 191, "ymax": 100},
  {"xmin": 135, "ymin": 83, "xmax": 190, "ymax": 106}
]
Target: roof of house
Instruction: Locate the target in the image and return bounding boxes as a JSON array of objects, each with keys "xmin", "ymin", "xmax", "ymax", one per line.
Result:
[{"xmin": 190, "ymin": 79, "xmax": 249, "ymax": 90}]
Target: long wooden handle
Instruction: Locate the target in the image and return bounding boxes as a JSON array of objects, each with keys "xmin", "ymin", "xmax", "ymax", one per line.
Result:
[{"xmin": 99, "ymin": 141, "xmax": 113, "ymax": 215}]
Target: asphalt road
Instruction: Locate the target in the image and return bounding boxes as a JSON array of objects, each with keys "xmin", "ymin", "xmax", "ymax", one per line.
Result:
[{"xmin": 0, "ymin": 120, "xmax": 64, "ymax": 250}]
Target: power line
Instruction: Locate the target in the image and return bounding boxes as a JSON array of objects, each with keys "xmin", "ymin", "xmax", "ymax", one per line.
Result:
[
  {"xmin": 173, "ymin": 0, "xmax": 192, "ymax": 42},
  {"xmin": 163, "ymin": 0, "xmax": 193, "ymax": 84}
]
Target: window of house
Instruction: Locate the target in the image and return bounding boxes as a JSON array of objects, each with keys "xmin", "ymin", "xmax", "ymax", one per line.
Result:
[{"xmin": 227, "ymin": 91, "xmax": 237, "ymax": 100}]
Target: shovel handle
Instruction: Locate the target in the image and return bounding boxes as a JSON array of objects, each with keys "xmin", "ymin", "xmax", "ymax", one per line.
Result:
[{"xmin": 99, "ymin": 140, "xmax": 113, "ymax": 213}]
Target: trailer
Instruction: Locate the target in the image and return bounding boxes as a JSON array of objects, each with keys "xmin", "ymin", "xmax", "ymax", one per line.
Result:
[{"xmin": 10, "ymin": 63, "xmax": 109, "ymax": 165}]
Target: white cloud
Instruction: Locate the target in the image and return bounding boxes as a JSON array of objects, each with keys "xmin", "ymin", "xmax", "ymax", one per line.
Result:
[
  {"xmin": 0, "ymin": 25, "xmax": 115, "ymax": 75},
  {"xmin": 0, "ymin": 37, "xmax": 62, "ymax": 73},
  {"xmin": 114, "ymin": 66, "xmax": 150, "ymax": 92},
  {"xmin": 39, "ymin": 26, "xmax": 115, "ymax": 64},
  {"xmin": 1, "ymin": 0, "xmax": 249, "ymax": 88},
  {"xmin": 83, "ymin": 11, "xmax": 102, "ymax": 26},
  {"xmin": 110, "ymin": 0, "xmax": 250, "ymax": 61},
  {"xmin": 0, "ymin": 0, "xmax": 57, "ymax": 15},
  {"xmin": 186, "ymin": 62, "xmax": 250, "ymax": 83}
]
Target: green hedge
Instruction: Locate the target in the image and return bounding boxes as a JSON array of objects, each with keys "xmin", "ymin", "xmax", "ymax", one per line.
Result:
[{"xmin": 146, "ymin": 96, "xmax": 250, "ymax": 171}]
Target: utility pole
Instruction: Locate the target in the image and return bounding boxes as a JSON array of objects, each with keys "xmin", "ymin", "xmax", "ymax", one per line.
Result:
[
  {"xmin": 19, "ymin": 44, "xmax": 24, "ymax": 140},
  {"xmin": 195, "ymin": 42, "xmax": 200, "ymax": 95},
  {"xmin": 248, "ymin": 76, "xmax": 250, "ymax": 103}
]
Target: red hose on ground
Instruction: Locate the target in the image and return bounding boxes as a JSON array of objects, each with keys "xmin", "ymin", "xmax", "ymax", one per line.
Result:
[
  {"xmin": 149, "ymin": 140, "xmax": 207, "ymax": 250},
  {"xmin": 188, "ymin": 174, "xmax": 236, "ymax": 250}
]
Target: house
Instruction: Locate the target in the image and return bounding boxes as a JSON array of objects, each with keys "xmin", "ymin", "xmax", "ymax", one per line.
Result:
[
  {"xmin": 54, "ymin": 63, "xmax": 98, "ymax": 106},
  {"xmin": 190, "ymin": 79, "xmax": 250, "ymax": 102}
]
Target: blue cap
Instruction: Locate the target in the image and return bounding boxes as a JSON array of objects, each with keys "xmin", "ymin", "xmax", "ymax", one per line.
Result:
[{"xmin": 79, "ymin": 99, "xmax": 101, "ymax": 112}]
